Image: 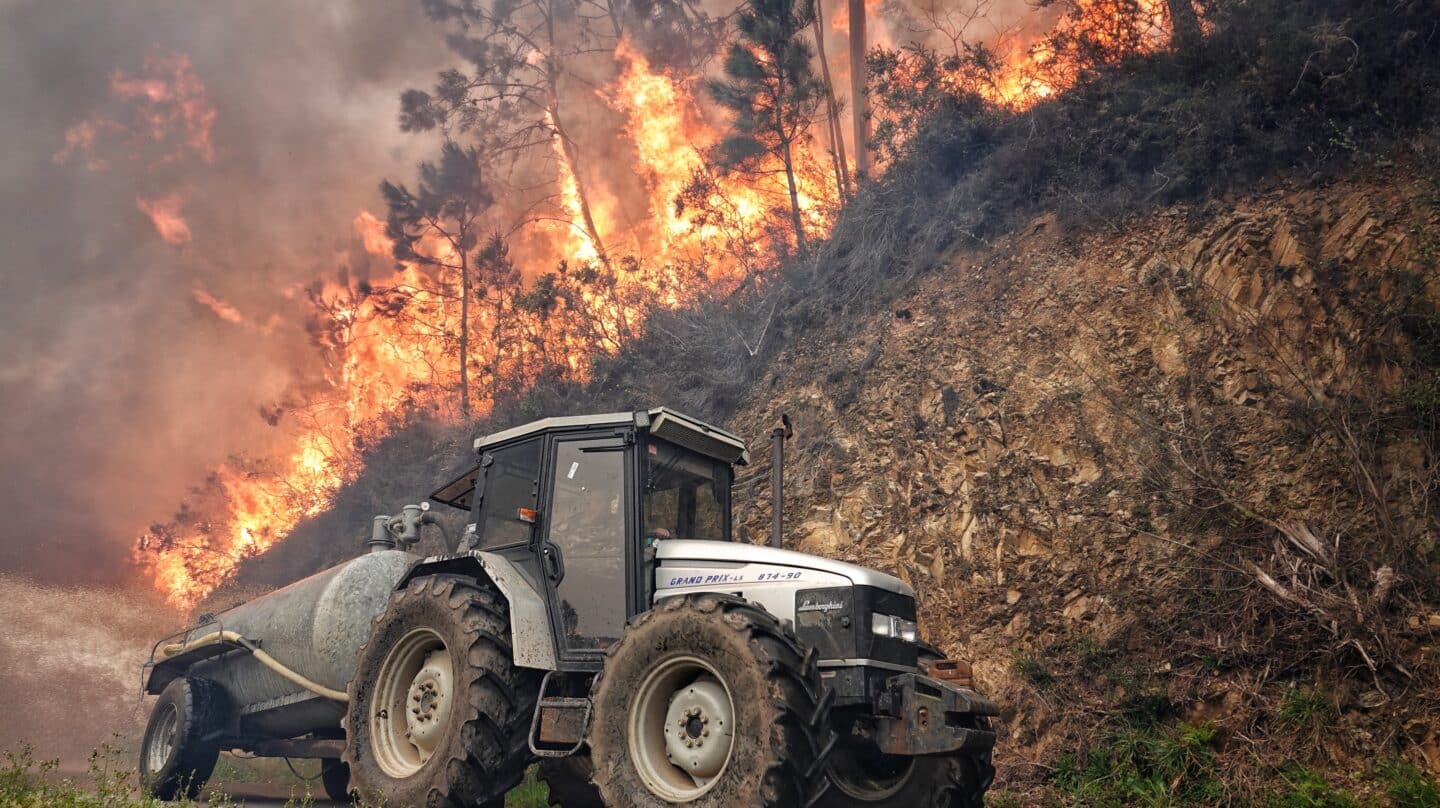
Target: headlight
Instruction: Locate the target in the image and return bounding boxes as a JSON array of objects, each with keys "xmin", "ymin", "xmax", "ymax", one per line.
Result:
[{"xmin": 871, "ymin": 613, "xmax": 918, "ymax": 643}]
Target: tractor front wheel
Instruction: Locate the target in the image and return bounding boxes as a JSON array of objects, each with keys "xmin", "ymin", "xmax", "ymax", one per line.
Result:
[
  {"xmin": 819, "ymin": 745, "xmax": 992, "ymax": 808},
  {"xmin": 588, "ymin": 594, "xmax": 831, "ymax": 808}
]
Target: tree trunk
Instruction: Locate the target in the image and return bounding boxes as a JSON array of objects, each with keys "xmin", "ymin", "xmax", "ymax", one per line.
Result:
[
  {"xmin": 458, "ymin": 243, "xmax": 471, "ymax": 419},
  {"xmin": 1165, "ymin": 0, "xmax": 1202, "ymax": 51},
  {"xmin": 781, "ymin": 139, "xmax": 808, "ymax": 256},
  {"xmin": 811, "ymin": 4, "xmax": 851, "ymax": 200},
  {"xmin": 847, "ymin": 0, "xmax": 870, "ymax": 179},
  {"xmin": 551, "ymin": 106, "xmax": 612, "ymax": 268}
]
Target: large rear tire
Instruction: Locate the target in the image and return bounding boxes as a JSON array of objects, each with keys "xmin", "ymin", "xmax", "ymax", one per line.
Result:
[
  {"xmin": 343, "ymin": 574, "xmax": 539, "ymax": 807},
  {"xmin": 588, "ymin": 594, "xmax": 832, "ymax": 808},
  {"xmin": 138, "ymin": 677, "xmax": 225, "ymax": 801},
  {"xmin": 539, "ymin": 756, "xmax": 604, "ymax": 807}
]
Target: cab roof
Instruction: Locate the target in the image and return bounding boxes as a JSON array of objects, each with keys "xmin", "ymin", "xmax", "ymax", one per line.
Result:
[
  {"xmin": 431, "ymin": 407, "xmax": 749, "ymax": 510},
  {"xmin": 474, "ymin": 407, "xmax": 748, "ymax": 464}
]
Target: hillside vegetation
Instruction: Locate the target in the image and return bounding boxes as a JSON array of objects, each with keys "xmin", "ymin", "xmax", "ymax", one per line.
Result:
[
  {"xmin": 728, "ymin": 166, "xmax": 1440, "ymax": 804},
  {"xmin": 225, "ymin": 0, "xmax": 1440, "ymax": 802}
]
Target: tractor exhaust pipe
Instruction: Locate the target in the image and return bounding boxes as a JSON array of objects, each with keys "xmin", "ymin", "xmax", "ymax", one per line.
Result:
[{"xmin": 770, "ymin": 413, "xmax": 792, "ymax": 549}]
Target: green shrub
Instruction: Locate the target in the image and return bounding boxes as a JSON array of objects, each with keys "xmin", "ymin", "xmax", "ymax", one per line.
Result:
[
  {"xmin": 1277, "ymin": 685, "xmax": 1332, "ymax": 726},
  {"xmin": 1378, "ymin": 759, "xmax": 1440, "ymax": 808},
  {"xmin": 1053, "ymin": 721, "xmax": 1223, "ymax": 806},
  {"xmin": 1070, "ymin": 634, "xmax": 1115, "ymax": 672},
  {"xmin": 1013, "ymin": 653, "xmax": 1055, "ymax": 686},
  {"xmin": 506, "ymin": 766, "xmax": 551, "ymax": 808},
  {"xmin": 1267, "ymin": 765, "xmax": 1360, "ymax": 808}
]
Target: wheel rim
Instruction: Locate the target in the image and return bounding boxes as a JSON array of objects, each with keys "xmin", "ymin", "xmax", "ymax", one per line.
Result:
[
  {"xmin": 828, "ymin": 744, "xmax": 916, "ymax": 801},
  {"xmin": 628, "ymin": 654, "xmax": 736, "ymax": 801},
  {"xmin": 145, "ymin": 702, "xmax": 179, "ymax": 776},
  {"xmin": 370, "ymin": 627, "xmax": 454, "ymax": 778}
]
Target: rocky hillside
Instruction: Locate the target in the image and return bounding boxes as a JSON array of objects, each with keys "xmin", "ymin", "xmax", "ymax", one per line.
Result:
[{"xmin": 727, "ymin": 169, "xmax": 1440, "ymax": 803}]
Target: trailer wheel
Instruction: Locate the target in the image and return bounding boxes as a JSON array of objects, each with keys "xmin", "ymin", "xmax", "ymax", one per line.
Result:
[
  {"xmin": 538, "ymin": 756, "xmax": 604, "ymax": 807},
  {"xmin": 320, "ymin": 759, "xmax": 351, "ymax": 803},
  {"xmin": 588, "ymin": 594, "xmax": 832, "ymax": 808},
  {"xmin": 138, "ymin": 677, "xmax": 225, "ymax": 800},
  {"xmin": 343, "ymin": 574, "xmax": 539, "ymax": 807}
]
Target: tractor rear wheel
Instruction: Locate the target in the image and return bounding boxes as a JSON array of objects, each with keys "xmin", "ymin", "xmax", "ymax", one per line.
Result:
[
  {"xmin": 138, "ymin": 677, "xmax": 225, "ymax": 800},
  {"xmin": 588, "ymin": 594, "xmax": 831, "ymax": 808},
  {"xmin": 343, "ymin": 574, "xmax": 539, "ymax": 807}
]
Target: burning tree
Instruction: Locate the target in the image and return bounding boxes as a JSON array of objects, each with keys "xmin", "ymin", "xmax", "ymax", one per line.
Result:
[
  {"xmin": 380, "ymin": 142, "xmax": 492, "ymax": 419},
  {"xmin": 709, "ymin": 0, "xmax": 826, "ymax": 257},
  {"xmin": 867, "ymin": 0, "xmax": 1188, "ymax": 161},
  {"xmin": 399, "ymin": 0, "xmax": 622, "ymax": 267},
  {"xmin": 585, "ymin": 0, "xmax": 725, "ymax": 73}
]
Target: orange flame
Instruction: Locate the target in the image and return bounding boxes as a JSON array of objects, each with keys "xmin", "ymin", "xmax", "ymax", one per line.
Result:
[
  {"xmin": 134, "ymin": 0, "xmax": 1176, "ymax": 607},
  {"xmin": 943, "ymin": 0, "xmax": 1172, "ymax": 111},
  {"xmin": 137, "ymin": 193, "xmax": 192, "ymax": 245},
  {"xmin": 137, "ymin": 40, "xmax": 839, "ymax": 606},
  {"xmin": 192, "ymin": 289, "xmax": 246, "ymax": 325},
  {"xmin": 56, "ymin": 49, "xmax": 215, "ymax": 169}
]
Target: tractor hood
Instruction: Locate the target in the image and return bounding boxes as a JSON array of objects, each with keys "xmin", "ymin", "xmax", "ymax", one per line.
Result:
[{"xmin": 654, "ymin": 540, "xmax": 914, "ymax": 598}]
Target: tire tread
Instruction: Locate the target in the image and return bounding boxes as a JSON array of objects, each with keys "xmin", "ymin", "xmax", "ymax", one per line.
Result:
[{"xmin": 344, "ymin": 574, "xmax": 539, "ymax": 808}]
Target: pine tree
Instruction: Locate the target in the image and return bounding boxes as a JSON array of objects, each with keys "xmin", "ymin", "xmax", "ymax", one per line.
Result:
[
  {"xmin": 380, "ymin": 142, "xmax": 491, "ymax": 418},
  {"xmin": 709, "ymin": 0, "xmax": 824, "ymax": 256}
]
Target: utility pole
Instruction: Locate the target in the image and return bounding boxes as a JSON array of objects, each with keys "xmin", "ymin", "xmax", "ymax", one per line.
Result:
[{"xmin": 848, "ymin": 0, "xmax": 870, "ymax": 180}]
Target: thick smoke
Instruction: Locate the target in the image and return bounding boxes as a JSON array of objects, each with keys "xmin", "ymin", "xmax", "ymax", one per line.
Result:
[{"xmin": 0, "ymin": 0, "xmax": 449, "ymax": 585}]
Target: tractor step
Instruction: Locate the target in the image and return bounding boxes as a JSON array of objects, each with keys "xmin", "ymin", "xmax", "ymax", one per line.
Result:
[{"xmin": 528, "ymin": 671, "xmax": 593, "ymax": 757}]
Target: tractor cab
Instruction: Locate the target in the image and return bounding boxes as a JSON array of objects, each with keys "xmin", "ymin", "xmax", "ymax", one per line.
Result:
[{"xmin": 430, "ymin": 408, "xmax": 748, "ymax": 670}]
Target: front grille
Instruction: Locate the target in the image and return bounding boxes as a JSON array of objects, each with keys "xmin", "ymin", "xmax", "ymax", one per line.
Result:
[{"xmin": 795, "ymin": 585, "xmax": 918, "ymax": 668}]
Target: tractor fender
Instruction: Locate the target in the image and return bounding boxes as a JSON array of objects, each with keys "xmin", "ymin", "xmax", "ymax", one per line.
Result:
[{"xmin": 398, "ymin": 552, "xmax": 558, "ymax": 671}]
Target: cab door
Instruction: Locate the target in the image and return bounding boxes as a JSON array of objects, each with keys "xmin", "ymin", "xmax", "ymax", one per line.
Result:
[{"xmin": 538, "ymin": 435, "xmax": 631, "ymax": 666}]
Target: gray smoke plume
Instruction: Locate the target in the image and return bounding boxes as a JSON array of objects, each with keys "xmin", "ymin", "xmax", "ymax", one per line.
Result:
[{"xmin": 0, "ymin": 0, "xmax": 449, "ymax": 585}]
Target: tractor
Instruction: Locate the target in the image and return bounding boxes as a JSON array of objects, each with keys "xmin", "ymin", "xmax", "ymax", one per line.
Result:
[{"xmin": 140, "ymin": 408, "xmax": 997, "ymax": 806}]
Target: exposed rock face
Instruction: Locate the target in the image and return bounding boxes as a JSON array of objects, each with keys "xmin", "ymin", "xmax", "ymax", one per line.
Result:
[{"xmin": 729, "ymin": 173, "xmax": 1440, "ymax": 788}]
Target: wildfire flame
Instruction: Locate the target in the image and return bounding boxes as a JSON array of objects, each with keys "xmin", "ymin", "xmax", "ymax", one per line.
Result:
[
  {"xmin": 137, "ymin": 193, "xmax": 192, "ymax": 245},
  {"xmin": 55, "ymin": 48, "xmax": 215, "ymax": 170},
  {"xmin": 129, "ymin": 0, "xmax": 1186, "ymax": 608}
]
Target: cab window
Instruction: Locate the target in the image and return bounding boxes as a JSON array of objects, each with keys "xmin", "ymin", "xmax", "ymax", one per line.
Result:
[
  {"xmin": 474, "ymin": 439, "xmax": 541, "ymax": 549},
  {"xmin": 642, "ymin": 441, "xmax": 730, "ymax": 542}
]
